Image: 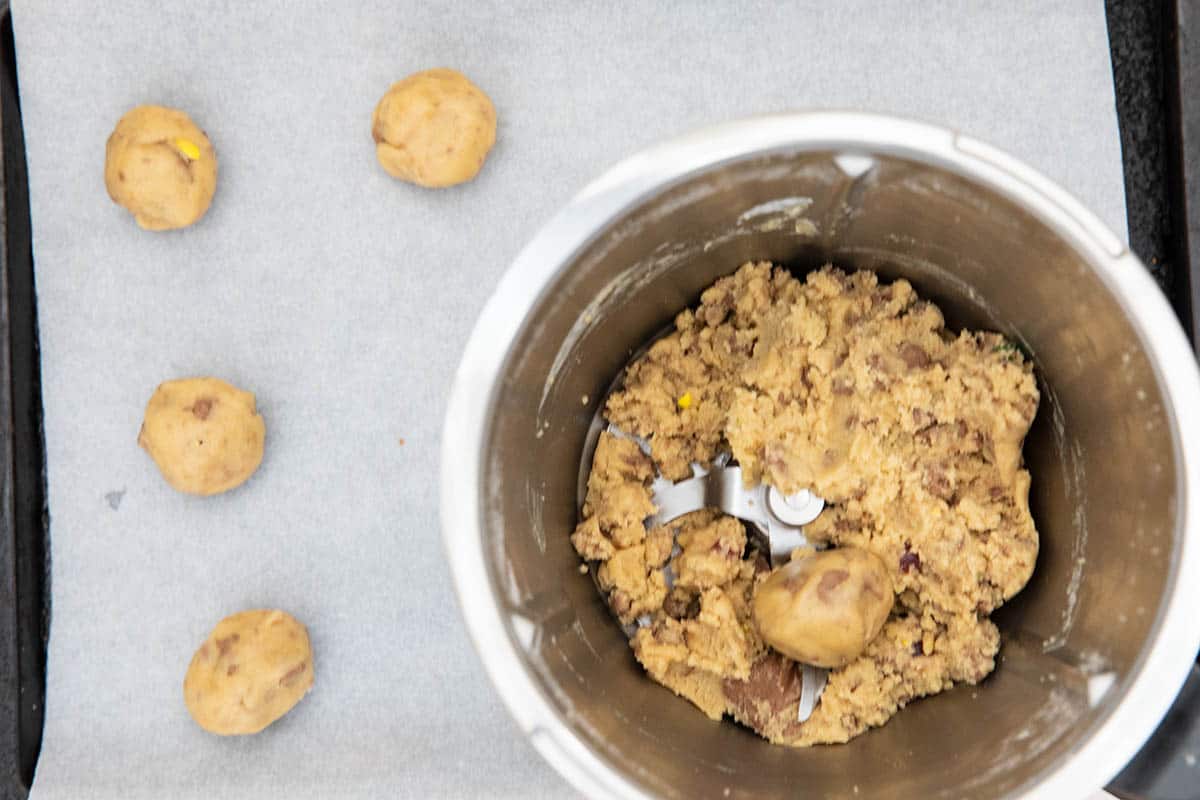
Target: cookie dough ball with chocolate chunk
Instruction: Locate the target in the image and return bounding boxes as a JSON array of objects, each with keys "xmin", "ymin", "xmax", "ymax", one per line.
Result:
[
  {"xmin": 184, "ymin": 610, "xmax": 314, "ymax": 735},
  {"xmin": 371, "ymin": 68, "xmax": 497, "ymax": 188},
  {"xmin": 752, "ymin": 547, "xmax": 894, "ymax": 668},
  {"xmin": 104, "ymin": 105, "xmax": 217, "ymax": 230},
  {"xmin": 138, "ymin": 377, "xmax": 265, "ymax": 496}
]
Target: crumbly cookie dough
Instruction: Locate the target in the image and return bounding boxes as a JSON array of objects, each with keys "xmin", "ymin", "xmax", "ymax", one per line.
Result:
[
  {"xmin": 371, "ymin": 68, "xmax": 497, "ymax": 188},
  {"xmin": 104, "ymin": 105, "xmax": 218, "ymax": 230},
  {"xmin": 184, "ymin": 609, "xmax": 313, "ymax": 735},
  {"xmin": 573, "ymin": 262, "xmax": 1039, "ymax": 745},
  {"xmin": 138, "ymin": 377, "xmax": 266, "ymax": 496}
]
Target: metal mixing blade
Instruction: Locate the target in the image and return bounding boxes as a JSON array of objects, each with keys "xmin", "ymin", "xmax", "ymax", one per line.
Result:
[
  {"xmin": 647, "ymin": 456, "xmax": 830, "ymax": 723},
  {"xmin": 647, "ymin": 463, "xmax": 825, "ymax": 561}
]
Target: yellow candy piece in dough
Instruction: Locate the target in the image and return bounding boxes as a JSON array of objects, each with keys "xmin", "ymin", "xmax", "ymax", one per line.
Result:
[{"xmin": 175, "ymin": 138, "xmax": 201, "ymax": 160}]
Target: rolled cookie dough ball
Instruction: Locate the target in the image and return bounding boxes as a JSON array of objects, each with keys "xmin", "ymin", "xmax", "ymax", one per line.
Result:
[
  {"xmin": 752, "ymin": 547, "xmax": 894, "ymax": 668},
  {"xmin": 138, "ymin": 377, "xmax": 265, "ymax": 496},
  {"xmin": 371, "ymin": 68, "xmax": 497, "ymax": 188},
  {"xmin": 184, "ymin": 609, "xmax": 314, "ymax": 735},
  {"xmin": 104, "ymin": 105, "xmax": 218, "ymax": 230}
]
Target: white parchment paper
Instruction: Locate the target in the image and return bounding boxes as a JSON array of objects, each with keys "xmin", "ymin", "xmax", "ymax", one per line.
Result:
[{"xmin": 12, "ymin": 1, "xmax": 1124, "ymax": 797}]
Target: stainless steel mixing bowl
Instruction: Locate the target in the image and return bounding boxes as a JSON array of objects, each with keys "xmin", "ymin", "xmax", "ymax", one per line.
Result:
[{"xmin": 441, "ymin": 112, "xmax": 1200, "ymax": 799}]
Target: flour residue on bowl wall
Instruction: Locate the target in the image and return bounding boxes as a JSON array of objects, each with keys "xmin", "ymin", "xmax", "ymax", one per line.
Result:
[
  {"xmin": 961, "ymin": 684, "xmax": 1084, "ymax": 792},
  {"xmin": 735, "ymin": 195, "xmax": 819, "ymax": 235},
  {"xmin": 1041, "ymin": 377, "xmax": 1089, "ymax": 654}
]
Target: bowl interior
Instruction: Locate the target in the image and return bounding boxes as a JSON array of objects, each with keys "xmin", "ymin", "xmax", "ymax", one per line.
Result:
[{"xmin": 479, "ymin": 149, "xmax": 1178, "ymax": 799}]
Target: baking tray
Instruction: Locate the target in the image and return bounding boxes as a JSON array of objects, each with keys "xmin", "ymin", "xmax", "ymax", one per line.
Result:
[
  {"xmin": 0, "ymin": 2, "xmax": 1194, "ymax": 798},
  {"xmin": 1106, "ymin": 0, "xmax": 1200, "ymax": 794},
  {"xmin": 0, "ymin": 3, "xmax": 45, "ymax": 799}
]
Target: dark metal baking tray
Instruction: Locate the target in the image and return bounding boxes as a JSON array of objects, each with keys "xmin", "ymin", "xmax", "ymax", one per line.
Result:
[
  {"xmin": 1106, "ymin": 0, "xmax": 1200, "ymax": 794},
  {"xmin": 0, "ymin": 2, "xmax": 1194, "ymax": 798},
  {"xmin": 0, "ymin": 2, "xmax": 46, "ymax": 799}
]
